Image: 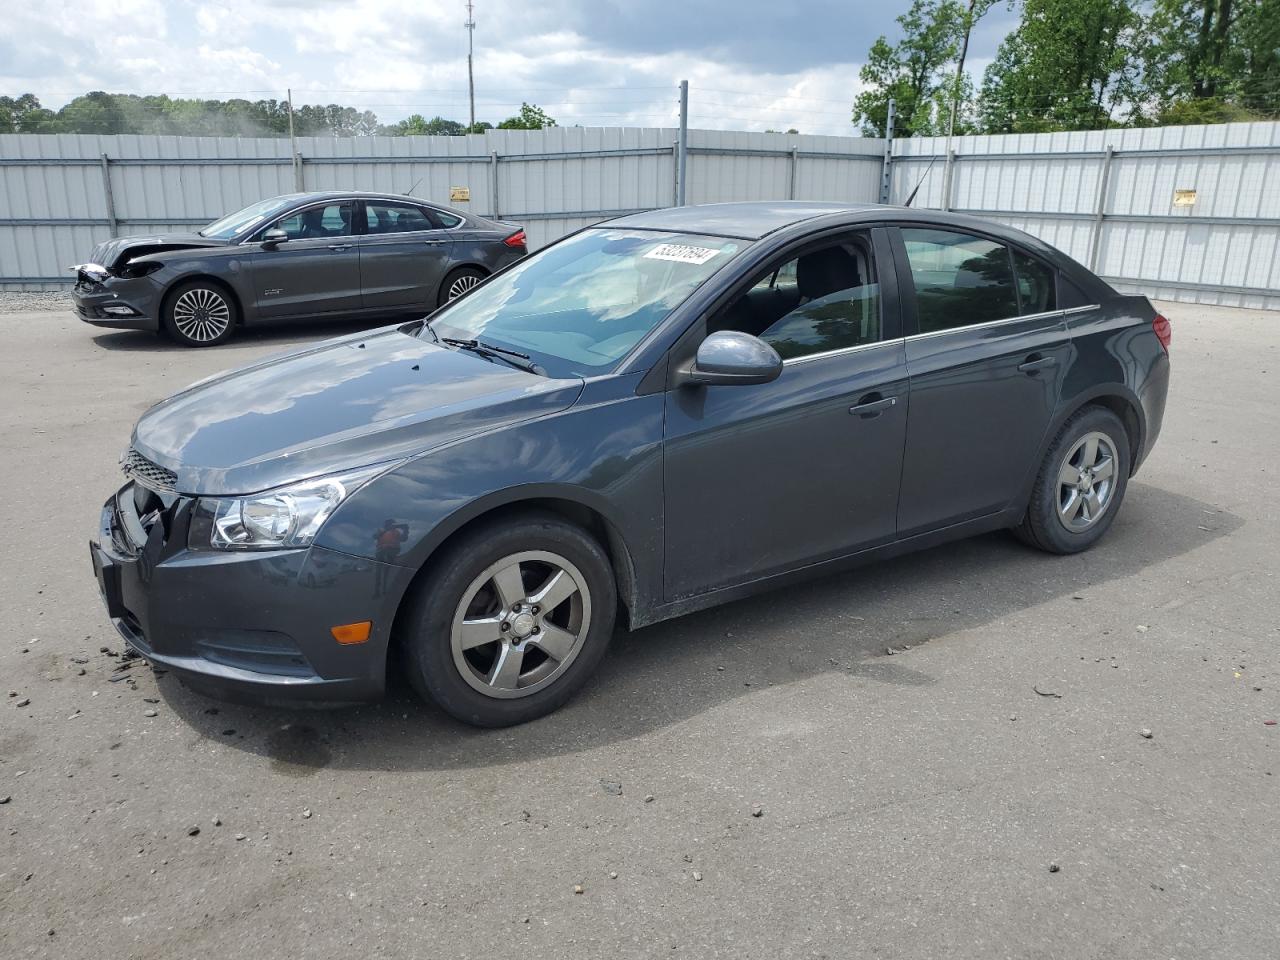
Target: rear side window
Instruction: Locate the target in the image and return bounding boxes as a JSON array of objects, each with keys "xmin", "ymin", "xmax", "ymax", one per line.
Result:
[
  {"xmin": 435, "ymin": 210, "xmax": 463, "ymax": 227},
  {"xmin": 901, "ymin": 228, "xmax": 1018, "ymax": 333},
  {"xmin": 1012, "ymin": 249, "xmax": 1056, "ymax": 314},
  {"xmin": 365, "ymin": 202, "xmax": 435, "ymax": 234}
]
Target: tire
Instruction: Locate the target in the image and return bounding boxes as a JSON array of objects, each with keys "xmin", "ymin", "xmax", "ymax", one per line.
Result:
[
  {"xmin": 401, "ymin": 512, "xmax": 617, "ymax": 727},
  {"xmin": 437, "ymin": 266, "xmax": 486, "ymax": 307},
  {"xmin": 1015, "ymin": 405, "xmax": 1131, "ymax": 554},
  {"xmin": 162, "ymin": 280, "xmax": 238, "ymax": 347}
]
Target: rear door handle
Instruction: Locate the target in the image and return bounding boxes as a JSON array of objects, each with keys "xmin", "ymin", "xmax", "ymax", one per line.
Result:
[
  {"xmin": 849, "ymin": 395, "xmax": 897, "ymax": 418},
  {"xmin": 1018, "ymin": 356, "xmax": 1057, "ymax": 374},
  {"xmin": 327, "ymin": 243, "xmax": 352, "ymax": 252}
]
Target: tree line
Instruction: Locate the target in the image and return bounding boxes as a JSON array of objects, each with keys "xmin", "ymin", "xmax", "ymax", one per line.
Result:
[
  {"xmin": 855, "ymin": 0, "xmax": 1279, "ymax": 137},
  {"xmin": 0, "ymin": 92, "xmax": 557, "ymax": 137}
]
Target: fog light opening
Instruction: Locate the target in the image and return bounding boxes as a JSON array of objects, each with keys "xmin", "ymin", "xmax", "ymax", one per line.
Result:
[
  {"xmin": 330, "ymin": 621, "xmax": 372, "ymax": 645},
  {"xmin": 102, "ymin": 305, "xmax": 139, "ymax": 317}
]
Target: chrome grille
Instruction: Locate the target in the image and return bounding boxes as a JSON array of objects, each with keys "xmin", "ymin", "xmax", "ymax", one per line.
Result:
[{"xmin": 121, "ymin": 448, "xmax": 177, "ymax": 493}]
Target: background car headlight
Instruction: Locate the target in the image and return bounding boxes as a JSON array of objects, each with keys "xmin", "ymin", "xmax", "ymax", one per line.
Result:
[{"xmin": 190, "ymin": 465, "xmax": 385, "ymax": 551}]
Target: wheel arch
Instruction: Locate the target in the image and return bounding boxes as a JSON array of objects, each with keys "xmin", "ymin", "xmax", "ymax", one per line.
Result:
[
  {"xmin": 161, "ymin": 273, "xmax": 246, "ymax": 327},
  {"xmin": 385, "ymin": 490, "xmax": 641, "ymax": 678}
]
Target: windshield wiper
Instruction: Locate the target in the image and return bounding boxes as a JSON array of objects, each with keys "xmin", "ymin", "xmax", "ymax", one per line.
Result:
[{"xmin": 440, "ymin": 337, "xmax": 544, "ymax": 376}]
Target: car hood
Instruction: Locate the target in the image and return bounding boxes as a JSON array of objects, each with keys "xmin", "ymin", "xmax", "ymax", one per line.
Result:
[
  {"xmin": 131, "ymin": 327, "xmax": 585, "ymax": 495},
  {"xmin": 88, "ymin": 233, "xmax": 227, "ymax": 271}
]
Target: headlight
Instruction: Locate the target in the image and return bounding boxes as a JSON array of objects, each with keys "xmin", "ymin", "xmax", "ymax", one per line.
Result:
[{"xmin": 190, "ymin": 465, "xmax": 385, "ymax": 551}]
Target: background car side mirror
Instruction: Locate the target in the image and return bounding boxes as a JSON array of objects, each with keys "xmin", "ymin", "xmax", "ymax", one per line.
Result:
[
  {"xmin": 261, "ymin": 228, "xmax": 289, "ymax": 248},
  {"xmin": 679, "ymin": 331, "xmax": 783, "ymax": 387}
]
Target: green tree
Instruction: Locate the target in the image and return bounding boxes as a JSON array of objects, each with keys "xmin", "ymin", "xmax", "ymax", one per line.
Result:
[
  {"xmin": 384, "ymin": 114, "xmax": 469, "ymax": 136},
  {"xmin": 979, "ymin": 0, "xmax": 1144, "ymax": 133},
  {"xmin": 496, "ymin": 103, "xmax": 557, "ymax": 130},
  {"xmin": 0, "ymin": 93, "xmax": 57, "ymax": 132},
  {"xmin": 1140, "ymin": 0, "xmax": 1279, "ymax": 121},
  {"xmin": 853, "ymin": 0, "xmax": 966, "ymax": 137}
]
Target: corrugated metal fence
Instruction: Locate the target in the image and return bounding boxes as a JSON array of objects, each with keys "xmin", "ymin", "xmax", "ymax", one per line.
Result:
[
  {"xmin": 0, "ymin": 127, "xmax": 882, "ymax": 289},
  {"xmin": 889, "ymin": 121, "xmax": 1280, "ymax": 310},
  {"xmin": 2, "ymin": 121, "xmax": 1277, "ymax": 308}
]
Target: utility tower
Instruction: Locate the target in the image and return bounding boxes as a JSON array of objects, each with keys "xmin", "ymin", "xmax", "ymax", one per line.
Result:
[{"xmin": 466, "ymin": 0, "xmax": 476, "ymax": 130}]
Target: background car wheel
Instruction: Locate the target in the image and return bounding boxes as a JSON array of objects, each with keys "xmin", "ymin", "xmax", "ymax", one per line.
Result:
[
  {"xmin": 162, "ymin": 280, "xmax": 238, "ymax": 347},
  {"xmin": 1015, "ymin": 405, "xmax": 1131, "ymax": 554},
  {"xmin": 401, "ymin": 512, "xmax": 617, "ymax": 727},
  {"xmin": 437, "ymin": 266, "xmax": 486, "ymax": 307}
]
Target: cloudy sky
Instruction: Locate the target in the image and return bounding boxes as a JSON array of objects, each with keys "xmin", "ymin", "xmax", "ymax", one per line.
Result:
[{"xmin": 3, "ymin": 0, "xmax": 1020, "ymax": 135}]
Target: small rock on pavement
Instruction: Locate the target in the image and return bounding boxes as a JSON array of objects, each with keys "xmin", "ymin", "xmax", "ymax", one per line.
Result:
[
  {"xmin": 751, "ymin": 804, "xmax": 764, "ymax": 818},
  {"xmin": 187, "ymin": 826, "xmax": 200, "ymax": 836},
  {"xmin": 1140, "ymin": 728, "xmax": 1153, "ymax": 739},
  {"xmin": 302, "ymin": 808, "xmax": 312, "ymax": 819},
  {"xmin": 235, "ymin": 833, "xmax": 247, "ymax": 841},
  {"xmin": 1048, "ymin": 862, "xmax": 1061, "ymax": 873},
  {"xmin": 1136, "ymin": 624, "xmax": 1149, "ymax": 633},
  {"xmin": 644, "ymin": 795, "xmax": 655, "ymax": 803},
  {"xmin": 599, "ymin": 779, "xmax": 622, "ymax": 796},
  {"xmin": 212, "ymin": 817, "xmax": 222, "ymax": 826},
  {"xmin": 0, "ymin": 795, "xmax": 11, "ymax": 804},
  {"xmin": 692, "ymin": 871, "xmax": 703, "ymax": 882},
  {"xmin": 144, "ymin": 708, "xmax": 158, "ymax": 717},
  {"xmin": 573, "ymin": 884, "xmax": 584, "ymax": 895},
  {"xmin": 15, "ymin": 698, "xmax": 30, "ymax": 708},
  {"xmin": 609, "ymin": 871, "xmax": 618, "ymax": 880}
]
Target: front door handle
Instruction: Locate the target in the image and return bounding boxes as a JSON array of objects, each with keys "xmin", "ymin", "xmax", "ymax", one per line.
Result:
[
  {"xmin": 1018, "ymin": 355, "xmax": 1057, "ymax": 374},
  {"xmin": 421, "ymin": 239, "xmax": 448, "ymax": 245},
  {"xmin": 327, "ymin": 243, "xmax": 352, "ymax": 252},
  {"xmin": 849, "ymin": 394, "xmax": 897, "ymax": 418}
]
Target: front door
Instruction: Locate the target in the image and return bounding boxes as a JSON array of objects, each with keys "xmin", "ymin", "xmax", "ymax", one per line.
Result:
[
  {"xmin": 249, "ymin": 200, "xmax": 363, "ymax": 318},
  {"xmin": 892, "ymin": 226, "xmax": 1070, "ymax": 536},
  {"xmin": 359, "ymin": 200, "xmax": 454, "ymax": 311},
  {"xmin": 663, "ymin": 228, "xmax": 909, "ymax": 601}
]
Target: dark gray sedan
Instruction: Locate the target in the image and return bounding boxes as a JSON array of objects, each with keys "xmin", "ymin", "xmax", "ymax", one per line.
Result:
[
  {"xmin": 89, "ymin": 202, "xmax": 1170, "ymax": 726},
  {"xmin": 71, "ymin": 191, "xmax": 527, "ymax": 346}
]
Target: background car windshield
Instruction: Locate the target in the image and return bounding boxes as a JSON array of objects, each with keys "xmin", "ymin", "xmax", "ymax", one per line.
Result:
[
  {"xmin": 200, "ymin": 196, "xmax": 301, "ymax": 239},
  {"xmin": 427, "ymin": 228, "xmax": 743, "ymax": 376}
]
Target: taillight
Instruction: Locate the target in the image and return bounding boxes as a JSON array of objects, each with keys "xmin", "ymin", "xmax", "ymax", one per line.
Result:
[
  {"xmin": 503, "ymin": 229, "xmax": 526, "ymax": 248},
  {"xmin": 1152, "ymin": 314, "xmax": 1172, "ymax": 352}
]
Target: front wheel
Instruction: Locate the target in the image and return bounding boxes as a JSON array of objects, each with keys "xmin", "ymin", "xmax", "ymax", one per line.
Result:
[
  {"xmin": 402, "ymin": 513, "xmax": 617, "ymax": 727},
  {"xmin": 162, "ymin": 280, "xmax": 237, "ymax": 347},
  {"xmin": 1016, "ymin": 405, "xmax": 1131, "ymax": 554}
]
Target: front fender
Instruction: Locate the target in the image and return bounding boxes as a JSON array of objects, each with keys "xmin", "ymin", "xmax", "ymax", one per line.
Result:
[{"xmin": 315, "ymin": 375, "xmax": 666, "ymax": 614}]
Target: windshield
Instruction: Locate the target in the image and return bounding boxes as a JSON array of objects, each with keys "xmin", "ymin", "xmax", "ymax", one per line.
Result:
[
  {"xmin": 200, "ymin": 195, "xmax": 303, "ymax": 239},
  {"xmin": 426, "ymin": 228, "xmax": 745, "ymax": 377}
]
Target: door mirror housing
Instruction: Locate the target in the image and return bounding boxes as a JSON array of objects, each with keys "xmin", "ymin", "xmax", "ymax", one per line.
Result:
[
  {"xmin": 261, "ymin": 228, "xmax": 289, "ymax": 248},
  {"xmin": 679, "ymin": 331, "xmax": 783, "ymax": 387}
]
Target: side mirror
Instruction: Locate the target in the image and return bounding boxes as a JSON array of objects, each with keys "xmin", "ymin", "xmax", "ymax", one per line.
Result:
[
  {"xmin": 679, "ymin": 331, "xmax": 783, "ymax": 387},
  {"xmin": 261, "ymin": 228, "xmax": 289, "ymax": 248}
]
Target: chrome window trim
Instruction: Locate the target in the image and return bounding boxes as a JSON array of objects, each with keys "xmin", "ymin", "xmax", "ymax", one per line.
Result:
[
  {"xmin": 782, "ymin": 337, "xmax": 903, "ymax": 367},
  {"xmin": 905, "ymin": 307, "xmax": 1069, "ymax": 342},
  {"xmin": 1062, "ymin": 304, "xmax": 1101, "ymax": 316}
]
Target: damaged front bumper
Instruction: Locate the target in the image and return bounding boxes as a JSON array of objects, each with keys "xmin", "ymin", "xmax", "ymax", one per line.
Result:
[{"xmin": 72, "ymin": 268, "xmax": 163, "ymax": 331}]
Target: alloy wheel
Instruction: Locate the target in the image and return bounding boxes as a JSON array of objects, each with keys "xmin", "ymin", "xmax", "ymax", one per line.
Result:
[
  {"xmin": 172, "ymin": 287, "xmax": 231, "ymax": 342},
  {"xmin": 449, "ymin": 550, "xmax": 592, "ymax": 699},
  {"xmin": 447, "ymin": 274, "xmax": 481, "ymax": 299},
  {"xmin": 1056, "ymin": 431, "xmax": 1118, "ymax": 532}
]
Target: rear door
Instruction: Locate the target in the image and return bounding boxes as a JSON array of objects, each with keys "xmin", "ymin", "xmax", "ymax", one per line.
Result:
[
  {"xmin": 892, "ymin": 226, "xmax": 1070, "ymax": 536},
  {"xmin": 358, "ymin": 200, "xmax": 454, "ymax": 311},
  {"xmin": 662, "ymin": 227, "xmax": 909, "ymax": 600},
  {"xmin": 248, "ymin": 200, "xmax": 363, "ymax": 318}
]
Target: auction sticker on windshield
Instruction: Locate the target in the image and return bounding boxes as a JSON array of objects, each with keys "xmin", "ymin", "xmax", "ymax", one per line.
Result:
[{"xmin": 643, "ymin": 243, "xmax": 723, "ymax": 265}]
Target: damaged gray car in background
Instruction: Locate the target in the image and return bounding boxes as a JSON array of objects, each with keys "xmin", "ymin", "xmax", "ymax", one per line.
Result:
[{"xmin": 71, "ymin": 191, "xmax": 527, "ymax": 347}]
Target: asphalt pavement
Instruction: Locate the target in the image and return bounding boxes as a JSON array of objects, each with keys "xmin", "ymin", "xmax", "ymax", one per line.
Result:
[{"xmin": 1, "ymin": 301, "xmax": 1277, "ymax": 959}]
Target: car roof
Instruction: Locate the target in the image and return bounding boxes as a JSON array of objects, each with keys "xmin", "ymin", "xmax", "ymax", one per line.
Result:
[{"xmin": 608, "ymin": 201, "xmax": 884, "ymax": 240}]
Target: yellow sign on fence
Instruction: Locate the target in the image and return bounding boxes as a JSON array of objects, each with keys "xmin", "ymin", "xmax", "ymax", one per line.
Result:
[
  {"xmin": 450, "ymin": 186, "xmax": 471, "ymax": 202},
  {"xmin": 1173, "ymin": 188, "xmax": 1197, "ymax": 207}
]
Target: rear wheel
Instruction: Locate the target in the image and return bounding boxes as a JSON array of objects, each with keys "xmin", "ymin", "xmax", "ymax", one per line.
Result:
[
  {"xmin": 162, "ymin": 280, "xmax": 237, "ymax": 347},
  {"xmin": 437, "ymin": 266, "xmax": 486, "ymax": 307},
  {"xmin": 402, "ymin": 513, "xmax": 616, "ymax": 727},
  {"xmin": 1016, "ymin": 405, "xmax": 1131, "ymax": 554}
]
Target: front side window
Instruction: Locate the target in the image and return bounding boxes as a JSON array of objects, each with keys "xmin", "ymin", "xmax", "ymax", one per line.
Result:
[
  {"xmin": 366, "ymin": 202, "xmax": 435, "ymax": 234},
  {"xmin": 200, "ymin": 195, "xmax": 302, "ymax": 239},
  {"xmin": 901, "ymin": 228, "xmax": 1018, "ymax": 333},
  {"xmin": 272, "ymin": 202, "xmax": 355, "ymax": 241},
  {"xmin": 715, "ymin": 235, "xmax": 880, "ymax": 361},
  {"xmin": 426, "ymin": 228, "xmax": 745, "ymax": 377}
]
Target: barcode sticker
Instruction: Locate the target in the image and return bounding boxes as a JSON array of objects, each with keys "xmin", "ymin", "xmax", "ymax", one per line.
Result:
[{"xmin": 643, "ymin": 243, "xmax": 722, "ymax": 265}]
